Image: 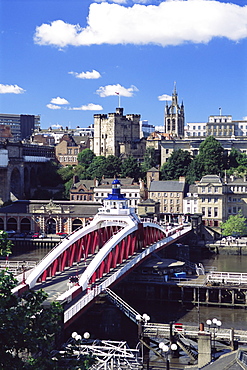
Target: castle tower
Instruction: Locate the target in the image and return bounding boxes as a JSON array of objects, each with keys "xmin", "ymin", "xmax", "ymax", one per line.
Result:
[
  {"xmin": 93, "ymin": 108, "xmax": 141, "ymax": 157},
  {"xmin": 164, "ymin": 84, "xmax": 184, "ymax": 137}
]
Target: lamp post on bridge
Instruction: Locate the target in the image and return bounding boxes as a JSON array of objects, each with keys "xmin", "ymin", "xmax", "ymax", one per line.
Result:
[
  {"xmin": 159, "ymin": 342, "xmax": 178, "ymax": 370},
  {"xmin": 206, "ymin": 318, "xmax": 222, "ymax": 360}
]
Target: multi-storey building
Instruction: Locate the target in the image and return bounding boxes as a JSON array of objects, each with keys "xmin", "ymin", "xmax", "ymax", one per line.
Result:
[
  {"xmin": 55, "ymin": 134, "xmax": 90, "ymax": 166},
  {"xmin": 148, "ymin": 178, "xmax": 186, "ymax": 223},
  {"xmin": 33, "ymin": 125, "xmax": 94, "ymax": 145},
  {"xmin": 93, "ymin": 107, "xmax": 146, "ymax": 160},
  {"xmin": 0, "ymin": 114, "xmax": 40, "ymax": 142},
  {"xmin": 183, "ymin": 175, "xmax": 247, "ymax": 231}
]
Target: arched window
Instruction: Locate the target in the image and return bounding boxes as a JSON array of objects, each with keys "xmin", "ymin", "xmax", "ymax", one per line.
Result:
[
  {"xmin": 20, "ymin": 218, "xmax": 31, "ymax": 232},
  {"xmin": 72, "ymin": 218, "xmax": 82, "ymax": 231},
  {"xmin": 46, "ymin": 218, "xmax": 57, "ymax": 234},
  {"xmin": 7, "ymin": 218, "xmax": 17, "ymax": 231}
]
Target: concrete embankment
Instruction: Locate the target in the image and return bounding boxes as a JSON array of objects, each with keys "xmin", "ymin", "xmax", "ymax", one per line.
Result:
[{"xmin": 206, "ymin": 238, "xmax": 247, "ymax": 255}]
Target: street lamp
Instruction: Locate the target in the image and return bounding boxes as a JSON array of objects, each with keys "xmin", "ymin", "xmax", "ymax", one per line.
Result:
[
  {"xmin": 159, "ymin": 342, "xmax": 178, "ymax": 370},
  {"xmin": 206, "ymin": 318, "xmax": 222, "ymax": 359}
]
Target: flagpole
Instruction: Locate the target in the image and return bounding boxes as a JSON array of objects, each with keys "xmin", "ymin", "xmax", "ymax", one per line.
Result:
[{"xmin": 116, "ymin": 92, "xmax": 120, "ymax": 107}]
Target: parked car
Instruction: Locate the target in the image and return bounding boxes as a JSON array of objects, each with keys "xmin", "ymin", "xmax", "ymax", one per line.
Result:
[
  {"xmin": 56, "ymin": 232, "xmax": 68, "ymax": 238},
  {"xmin": 32, "ymin": 233, "xmax": 40, "ymax": 238},
  {"xmin": 6, "ymin": 230, "xmax": 16, "ymax": 237}
]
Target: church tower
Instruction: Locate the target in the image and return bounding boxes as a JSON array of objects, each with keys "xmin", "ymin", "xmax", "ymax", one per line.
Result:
[{"xmin": 164, "ymin": 84, "xmax": 184, "ymax": 137}]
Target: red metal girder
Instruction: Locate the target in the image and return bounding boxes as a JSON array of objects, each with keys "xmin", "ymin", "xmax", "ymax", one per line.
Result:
[
  {"xmin": 51, "ymin": 258, "xmax": 58, "ymax": 276},
  {"xmin": 123, "ymin": 237, "xmax": 128, "ymax": 260},
  {"xmin": 70, "ymin": 243, "xmax": 76, "ymax": 266},
  {"xmin": 119, "ymin": 239, "xmax": 125, "ymax": 263},
  {"xmin": 130, "ymin": 232, "xmax": 136, "ymax": 254},
  {"xmin": 106, "ymin": 251, "xmax": 113, "ymax": 273},
  {"xmin": 83, "ymin": 235, "xmax": 89, "ymax": 258},
  {"xmin": 87, "ymin": 232, "xmax": 93, "ymax": 254},
  {"xmin": 90, "ymin": 271, "xmax": 97, "ymax": 284},
  {"xmin": 76, "ymin": 239, "xmax": 83, "ymax": 262},
  {"xmin": 98, "ymin": 260, "xmax": 105, "ymax": 279},
  {"xmin": 61, "ymin": 250, "xmax": 68, "ymax": 271},
  {"xmin": 41, "ymin": 269, "xmax": 48, "ymax": 282},
  {"xmin": 112, "ymin": 245, "xmax": 119, "ymax": 267}
]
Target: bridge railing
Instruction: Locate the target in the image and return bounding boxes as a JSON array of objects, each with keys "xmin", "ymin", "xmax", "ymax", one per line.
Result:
[
  {"xmin": 143, "ymin": 323, "xmax": 247, "ymax": 343},
  {"xmin": 207, "ymin": 271, "xmax": 247, "ymax": 285}
]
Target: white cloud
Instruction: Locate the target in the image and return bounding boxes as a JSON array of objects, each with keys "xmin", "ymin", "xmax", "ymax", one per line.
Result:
[
  {"xmin": 34, "ymin": 1, "xmax": 247, "ymax": 48},
  {"xmin": 69, "ymin": 103, "xmax": 103, "ymax": 110},
  {"xmin": 94, "ymin": 0, "xmax": 128, "ymax": 3},
  {"xmin": 46, "ymin": 103, "xmax": 62, "ymax": 110},
  {"xmin": 50, "ymin": 96, "xmax": 69, "ymax": 105},
  {"xmin": 96, "ymin": 83, "xmax": 138, "ymax": 97},
  {"xmin": 51, "ymin": 124, "xmax": 63, "ymax": 128},
  {"xmin": 158, "ymin": 94, "xmax": 172, "ymax": 101},
  {"xmin": 0, "ymin": 84, "xmax": 25, "ymax": 94},
  {"xmin": 69, "ymin": 69, "xmax": 101, "ymax": 79}
]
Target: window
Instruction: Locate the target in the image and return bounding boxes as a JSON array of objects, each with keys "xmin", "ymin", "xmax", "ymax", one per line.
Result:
[
  {"xmin": 208, "ymin": 187, "xmax": 212, "ymax": 193},
  {"xmin": 164, "ymin": 207, "xmax": 167, "ymax": 212},
  {"xmin": 214, "ymin": 207, "xmax": 218, "ymax": 217},
  {"xmin": 208, "ymin": 207, "xmax": 212, "ymax": 217},
  {"xmin": 164, "ymin": 193, "xmax": 167, "ymax": 197},
  {"xmin": 170, "ymin": 199, "xmax": 173, "ymax": 204},
  {"xmin": 202, "ymin": 207, "xmax": 205, "ymax": 216},
  {"xmin": 228, "ymin": 196, "xmax": 232, "ymax": 202},
  {"xmin": 214, "ymin": 198, "xmax": 218, "ymax": 203},
  {"xmin": 228, "ymin": 208, "xmax": 231, "ymax": 214},
  {"xmin": 208, "ymin": 197, "xmax": 212, "ymax": 203},
  {"xmin": 233, "ymin": 206, "xmax": 237, "ymax": 214},
  {"xmin": 214, "ymin": 187, "xmax": 218, "ymax": 193},
  {"xmin": 176, "ymin": 193, "xmax": 179, "ymax": 197},
  {"xmin": 166, "ymin": 149, "xmax": 169, "ymax": 154},
  {"xmin": 176, "ymin": 206, "xmax": 179, "ymax": 212},
  {"xmin": 201, "ymin": 197, "xmax": 205, "ymax": 202},
  {"xmin": 202, "ymin": 187, "xmax": 205, "ymax": 193},
  {"xmin": 170, "ymin": 193, "xmax": 173, "ymax": 197}
]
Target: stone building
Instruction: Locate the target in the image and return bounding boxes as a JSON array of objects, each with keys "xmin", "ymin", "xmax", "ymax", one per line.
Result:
[
  {"xmin": 0, "ymin": 199, "xmax": 100, "ymax": 235},
  {"xmin": 70, "ymin": 177, "xmax": 96, "ymax": 201},
  {"xmin": 149, "ymin": 177, "xmax": 187, "ymax": 223},
  {"xmin": 183, "ymin": 174, "xmax": 247, "ymax": 231},
  {"xmin": 55, "ymin": 134, "xmax": 90, "ymax": 166},
  {"xmin": 93, "ymin": 107, "xmax": 146, "ymax": 160},
  {"xmin": 164, "ymin": 84, "xmax": 185, "ymax": 137}
]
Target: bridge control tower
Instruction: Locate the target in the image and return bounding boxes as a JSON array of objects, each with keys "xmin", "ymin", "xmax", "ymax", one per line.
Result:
[{"xmin": 97, "ymin": 179, "xmax": 139, "ymax": 222}]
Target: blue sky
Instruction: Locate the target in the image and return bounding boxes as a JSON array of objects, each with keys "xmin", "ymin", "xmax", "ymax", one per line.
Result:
[{"xmin": 0, "ymin": 0, "xmax": 247, "ymax": 129}]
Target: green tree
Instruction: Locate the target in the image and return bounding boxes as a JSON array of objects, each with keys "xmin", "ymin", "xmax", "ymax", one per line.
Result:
[
  {"xmin": 141, "ymin": 147, "xmax": 159, "ymax": 172},
  {"xmin": 0, "ymin": 230, "xmax": 13, "ymax": 257},
  {"xmin": 57, "ymin": 165, "xmax": 75, "ymax": 183},
  {"xmin": 228, "ymin": 147, "xmax": 247, "ymax": 169},
  {"xmin": 77, "ymin": 149, "xmax": 96, "ymax": 169},
  {"xmin": 221, "ymin": 212, "xmax": 247, "ymax": 237},
  {"xmin": 120, "ymin": 156, "xmax": 142, "ymax": 180},
  {"xmin": 0, "ymin": 270, "xmax": 63, "ymax": 368},
  {"xmin": 197, "ymin": 136, "xmax": 226, "ymax": 175},
  {"xmin": 0, "ymin": 270, "xmax": 95, "ymax": 369},
  {"xmin": 38, "ymin": 161, "xmax": 62, "ymax": 187},
  {"xmin": 160, "ymin": 149, "xmax": 192, "ymax": 180}
]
